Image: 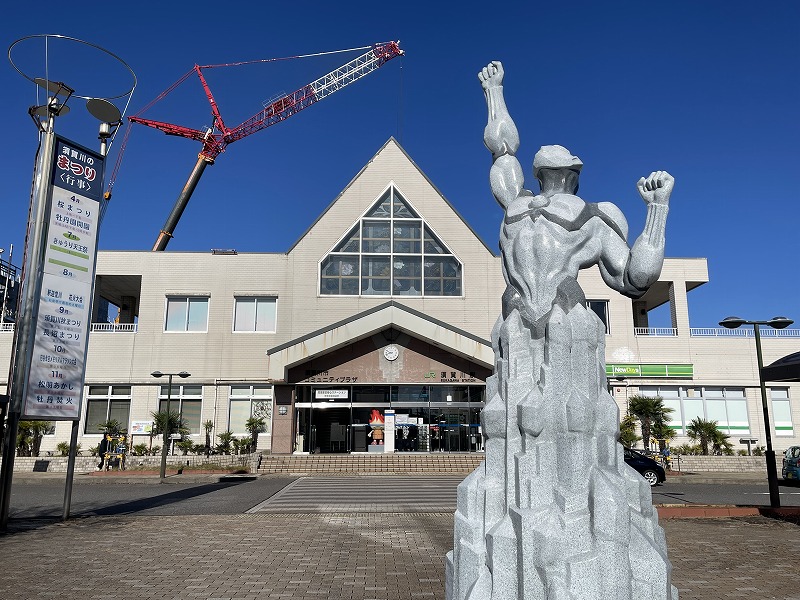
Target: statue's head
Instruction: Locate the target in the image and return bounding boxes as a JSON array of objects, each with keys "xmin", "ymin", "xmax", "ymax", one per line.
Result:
[{"xmin": 534, "ymin": 145, "xmax": 582, "ymax": 196}]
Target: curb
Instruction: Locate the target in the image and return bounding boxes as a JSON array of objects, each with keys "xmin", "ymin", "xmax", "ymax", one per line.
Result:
[{"xmin": 656, "ymin": 504, "xmax": 800, "ymax": 519}]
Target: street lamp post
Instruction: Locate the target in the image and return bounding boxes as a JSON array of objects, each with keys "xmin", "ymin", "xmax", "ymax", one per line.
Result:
[
  {"xmin": 151, "ymin": 371, "xmax": 190, "ymax": 482},
  {"xmin": 719, "ymin": 316, "xmax": 794, "ymax": 508}
]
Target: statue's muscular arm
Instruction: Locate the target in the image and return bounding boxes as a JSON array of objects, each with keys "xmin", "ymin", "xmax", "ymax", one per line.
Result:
[
  {"xmin": 595, "ymin": 172, "xmax": 673, "ymax": 298},
  {"xmin": 479, "ymin": 61, "xmax": 531, "ymax": 210}
]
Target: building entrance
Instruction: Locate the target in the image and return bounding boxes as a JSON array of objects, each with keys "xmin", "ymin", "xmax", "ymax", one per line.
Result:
[{"xmin": 294, "ymin": 384, "xmax": 484, "ymax": 454}]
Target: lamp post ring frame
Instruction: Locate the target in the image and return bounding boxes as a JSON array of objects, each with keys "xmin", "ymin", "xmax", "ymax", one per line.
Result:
[{"xmin": 8, "ymin": 34, "xmax": 137, "ymax": 102}]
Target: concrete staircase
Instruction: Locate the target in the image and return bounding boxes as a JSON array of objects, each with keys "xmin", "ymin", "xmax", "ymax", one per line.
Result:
[{"xmin": 258, "ymin": 453, "xmax": 485, "ymax": 475}]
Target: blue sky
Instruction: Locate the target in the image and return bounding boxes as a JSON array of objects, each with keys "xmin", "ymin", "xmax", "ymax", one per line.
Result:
[{"xmin": 1, "ymin": 1, "xmax": 798, "ymax": 329}]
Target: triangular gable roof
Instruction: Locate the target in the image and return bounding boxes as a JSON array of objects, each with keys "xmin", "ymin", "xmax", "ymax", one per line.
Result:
[
  {"xmin": 266, "ymin": 300, "xmax": 493, "ymax": 381},
  {"xmin": 286, "ymin": 137, "xmax": 495, "ymax": 255}
]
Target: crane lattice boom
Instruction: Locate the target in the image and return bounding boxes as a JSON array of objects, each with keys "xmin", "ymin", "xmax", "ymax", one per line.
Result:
[{"xmin": 130, "ymin": 41, "xmax": 403, "ymax": 161}]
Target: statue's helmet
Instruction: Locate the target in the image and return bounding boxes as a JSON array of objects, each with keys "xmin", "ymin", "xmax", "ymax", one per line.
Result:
[{"xmin": 533, "ymin": 145, "xmax": 583, "ymax": 178}]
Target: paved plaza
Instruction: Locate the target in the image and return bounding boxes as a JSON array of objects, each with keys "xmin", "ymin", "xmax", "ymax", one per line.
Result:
[{"xmin": 0, "ymin": 511, "xmax": 798, "ymax": 600}]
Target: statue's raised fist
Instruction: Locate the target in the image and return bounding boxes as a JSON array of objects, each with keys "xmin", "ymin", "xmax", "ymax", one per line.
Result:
[
  {"xmin": 636, "ymin": 171, "xmax": 674, "ymax": 207},
  {"xmin": 479, "ymin": 61, "xmax": 504, "ymax": 90}
]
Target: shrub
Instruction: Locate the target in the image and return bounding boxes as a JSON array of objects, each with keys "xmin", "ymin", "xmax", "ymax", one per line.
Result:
[
  {"xmin": 132, "ymin": 443, "xmax": 149, "ymax": 456},
  {"xmin": 176, "ymin": 439, "xmax": 195, "ymax": 455}
]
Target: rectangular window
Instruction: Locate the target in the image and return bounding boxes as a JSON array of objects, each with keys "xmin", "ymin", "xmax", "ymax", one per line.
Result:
[
  {"xmin": 85, "ymin": 385, "xmax": 131, "ymax": 434},
  {"xmin": 586, "ymin": 300, "xmax": 610, "ymax": 333},
  {"xmin": 771, "ymin": 388, "xmax": 793, "ymax": 436},
  {"xmin": 228, "ymin": 385, "xmax": 273, "ymax": 435},
  {"xmin": 362, "ymin": 256, "xmax": 391, "ymax": 295},
  {"xmin": 234, "ymin": 297, "xmax": 277, "ymax": 332},
  {"xmin": 165, "ymin": 297, "xmax": 208, "ymax": 332},
  {"xmin": 159, "ymin": 384, "xmax": 203, "ymax": 435}
]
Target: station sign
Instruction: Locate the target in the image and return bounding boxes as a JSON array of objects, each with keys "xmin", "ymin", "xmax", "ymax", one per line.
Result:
[{"xmin": 23, "ymin": 136, "xmax": 104, "ymax": 420}]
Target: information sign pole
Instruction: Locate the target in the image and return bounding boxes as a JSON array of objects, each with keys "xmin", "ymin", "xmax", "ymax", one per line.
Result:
[{"xmin": 0, "ymin": 116, "xmax": 57, "ymax": 529}]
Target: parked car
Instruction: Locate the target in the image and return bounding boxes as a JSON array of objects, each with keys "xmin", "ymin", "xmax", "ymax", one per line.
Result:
[
  {"xmin": 782, "ymin": 446, "xmax": 800, "ymax": 482},
  {"xmin": 624, "ymin": 447, "xmax": 666, "ymax": 486}
]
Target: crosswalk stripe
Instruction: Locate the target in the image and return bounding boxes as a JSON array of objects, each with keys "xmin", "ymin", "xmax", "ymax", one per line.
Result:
[{"xmin": 248, "ymin": 476, "xmax": 462, "ymax": 513}]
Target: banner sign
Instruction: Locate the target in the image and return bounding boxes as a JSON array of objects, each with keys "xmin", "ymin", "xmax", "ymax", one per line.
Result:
[
  {"xmin": 606, "ymin": 363, "xmax": 693, "ymax": 378},
  {"xmin": 23, "ymin": 136, "xmax": 104, "ymax": 420}
]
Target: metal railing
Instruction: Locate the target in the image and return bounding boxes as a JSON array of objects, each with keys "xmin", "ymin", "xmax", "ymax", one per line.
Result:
[
  {"xmin": 0, "ymin": 322, "xmax": 14, "ymax": 333},
  {"xmin": 690, "ymin": 327, "xmax": 800, "ymax": 338},
  {"xmin": 90, "ymin": 323, "xmax": 138, "ymax": 333},
  {"xmin": 634, "ymin": 327, "xmax": 677, "ymax": 337}
]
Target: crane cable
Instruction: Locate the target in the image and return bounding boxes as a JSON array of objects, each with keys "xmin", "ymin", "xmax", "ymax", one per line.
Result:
[{"xmin": 104, "ymin": 44, "xmax": 375, "ymax": 197}]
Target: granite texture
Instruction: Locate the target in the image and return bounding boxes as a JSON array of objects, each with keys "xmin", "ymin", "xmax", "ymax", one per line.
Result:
[{"xmin": 446, "ymin": 61, "xmax": 677, "ymax": 600}]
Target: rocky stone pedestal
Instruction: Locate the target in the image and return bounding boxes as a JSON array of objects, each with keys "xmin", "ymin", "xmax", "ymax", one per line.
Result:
[{"xmin": 446, "ymin": 288, "xmax": 678, "ymax": 600}]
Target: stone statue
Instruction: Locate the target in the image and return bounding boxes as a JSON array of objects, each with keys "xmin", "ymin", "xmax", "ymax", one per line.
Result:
[{"xmin": 445, "ymin": 61, "xmax": 678, "ymax": 599}]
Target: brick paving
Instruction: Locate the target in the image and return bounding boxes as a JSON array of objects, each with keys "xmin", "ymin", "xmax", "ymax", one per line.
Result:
[{"xmin": 0, "ymin": 513, "xmax": 798, "ymax": 600}]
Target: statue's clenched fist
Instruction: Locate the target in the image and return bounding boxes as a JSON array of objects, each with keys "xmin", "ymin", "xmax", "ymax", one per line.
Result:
[
  {"xmin": 479, "ymin": 61, "xmax": 504, "ymax": 90},
  {"xmin": 637, "ymin": 171, "xmax": 674, "ymax": 207}
]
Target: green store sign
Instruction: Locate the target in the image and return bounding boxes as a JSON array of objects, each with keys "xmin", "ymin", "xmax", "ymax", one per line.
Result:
[{"xmin": 605, "ymin": 363, "xmax": 693, "ymax": 378}]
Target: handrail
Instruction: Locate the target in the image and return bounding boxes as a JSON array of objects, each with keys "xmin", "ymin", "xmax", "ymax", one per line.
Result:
[
  {"xmin": 690, "ymin": 327, "xmax": 800, "ymax": 338},
  {"xmin": 0, "ymin": 323, "xmax": 14, "ymax": 333},
  {"xmin": 90, "ymin": 323, "xmax": 138, "ymax": 333},
  {"xmin": 634, "ymin": 327, "xmax": 677, "ymax": 337}
]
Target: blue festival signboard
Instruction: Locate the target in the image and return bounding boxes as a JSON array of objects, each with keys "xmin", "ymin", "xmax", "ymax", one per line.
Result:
[{"xmin": 23, "ymin": 136, "xmax": 104, "ymax": 420}]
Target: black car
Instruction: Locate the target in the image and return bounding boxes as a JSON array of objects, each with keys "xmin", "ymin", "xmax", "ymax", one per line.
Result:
[{"xmin": 624, "ymin": 447, "xmax": 666, "ymax": 486}]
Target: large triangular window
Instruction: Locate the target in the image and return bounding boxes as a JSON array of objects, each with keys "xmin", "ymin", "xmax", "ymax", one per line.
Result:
[{"xmin": 320, "ymin": 185, "xmax": 462, "ymax": 297}]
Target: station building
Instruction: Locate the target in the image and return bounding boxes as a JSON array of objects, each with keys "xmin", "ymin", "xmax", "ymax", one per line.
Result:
[{"xmin": 1, "ymin": 138, "xmax": 798, "ymax": 456}]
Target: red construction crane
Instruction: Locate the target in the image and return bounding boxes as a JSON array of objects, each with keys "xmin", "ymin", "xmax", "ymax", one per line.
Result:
[{"xmin": 126, "ymin": 41, "xmax": 403, "ymax": 251}]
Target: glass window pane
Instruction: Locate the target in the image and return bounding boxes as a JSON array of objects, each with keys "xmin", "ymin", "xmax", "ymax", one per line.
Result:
[
  {"xmin": 88, "ymin": 385, "xmax": 109, "ymax": 396},
  {"xmin": 392, "ymin": 192, "xmax": 417, "ymax": 217},
  {"xmin": 165, "ymin": 298, "xmax": 187, "ymax": 331},
  {"xmin": 770, "ymin": 388, "xmax": 789, "ymax": 400},
  {"xmin": 423, "ymin": 226, "xmax": 446, "ymax": 254},
  {"xmin": 704, "ymin": 387, "xmax": 724, "ymax": 398},
  {"xmin": 724, "ymin": 388, "xmax": 745, "ymax": 399},
  {"xmin": 255, "ymin": 298, "xmax": 277, "ymax": 332},
  {"xmin": 393, "ymin": 222, "xmax": 421, "ymax": 254},
  {"xmin": 252, "ymin": 400, "xmax": 272, "ymax": 434},
  {"xmin": 230, "ymin": 385, "xmax": 251, "ymax": 396},
  {"xmin": 229, "ymin": 399, "xmax": 251, "ymax": 434},
  {"xmin": 111, "ymin": 386, "xmax": 131, "ymax": 396},
  {"xmin": 85, "ymin": 399, "xmax": 108, "ymax": 434},
  {"xmin": 362, "ymin": 221, "xmax": 390, "ymax": 253},
  {"xmin": 362, "ymin": 256, "xmax": 391, "ymax": 295},
  {"xmin": 252, "ymin": 386, "xmax": 272, "ymax": 398},
  {"xmin": 366, "ymin": 191, "xmax": 392, "ymax": 218},
  {"xmin": 772, "ymin": 398, "xmax": 793, "ymax": 436},
  {"xmin": 662, "ymin": 398, "xmax": 682, "ymax": 431},
  {"xmin": 181, "ymin": 385, "xmax": 203, "ymax": 397},
  {"xmin": 186, "ymin": 298, "xmax": 208, "ymax": 331},
  {"xmin": 706, "ymin": 399, "xmax": 727, "ymax": 426},
  {"xmin": 109, "ymin": 400, "xmax": 131, "ymax": 429},
  {"xmin": 587, "ymin": 300, "xmax": 609, "ymax": 333},
  {"xmin": 683, "ymin": 398, "xmax": 704, "ymax": 424},
  {"xmin": 333, "ymin": 226, "xmax": 360, "ymax": 253},
  {"xmin": 234, "ymin": 298, "xmax": 256, "ymax": 331},
  {"xmin": 182, "ymin": 399, "xmax": 202, "ymax": 434},
  {"xmin": 726, "ymin": 399, "xmax": 750, "ymax": 435}
]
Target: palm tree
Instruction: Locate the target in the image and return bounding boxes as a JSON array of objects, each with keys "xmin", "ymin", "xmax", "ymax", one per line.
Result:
[
  {"xmin": 17, "ymin": 421, "xmax": 53, "ymax": 457},
  {"xmin": 618, "ymin": 414, "xmax": 641, "ymax": 448},
  {"xmin": 245, "ymin": 416, "xmax": 266, "ymax": 452},
  {"xmin": 627, "ymin": 395, "xmax": 673, "ymax": 450},
  {"xmin": 202, "ymin": 419, "xmax": 214, "ymax": 457},
  {"xmin": 151, "ymin": 410, "xmax": 188, "ymax": 442},
  {"xmin": 686, "ymin": 418, "xmax": 730, "ymax": 455}
]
